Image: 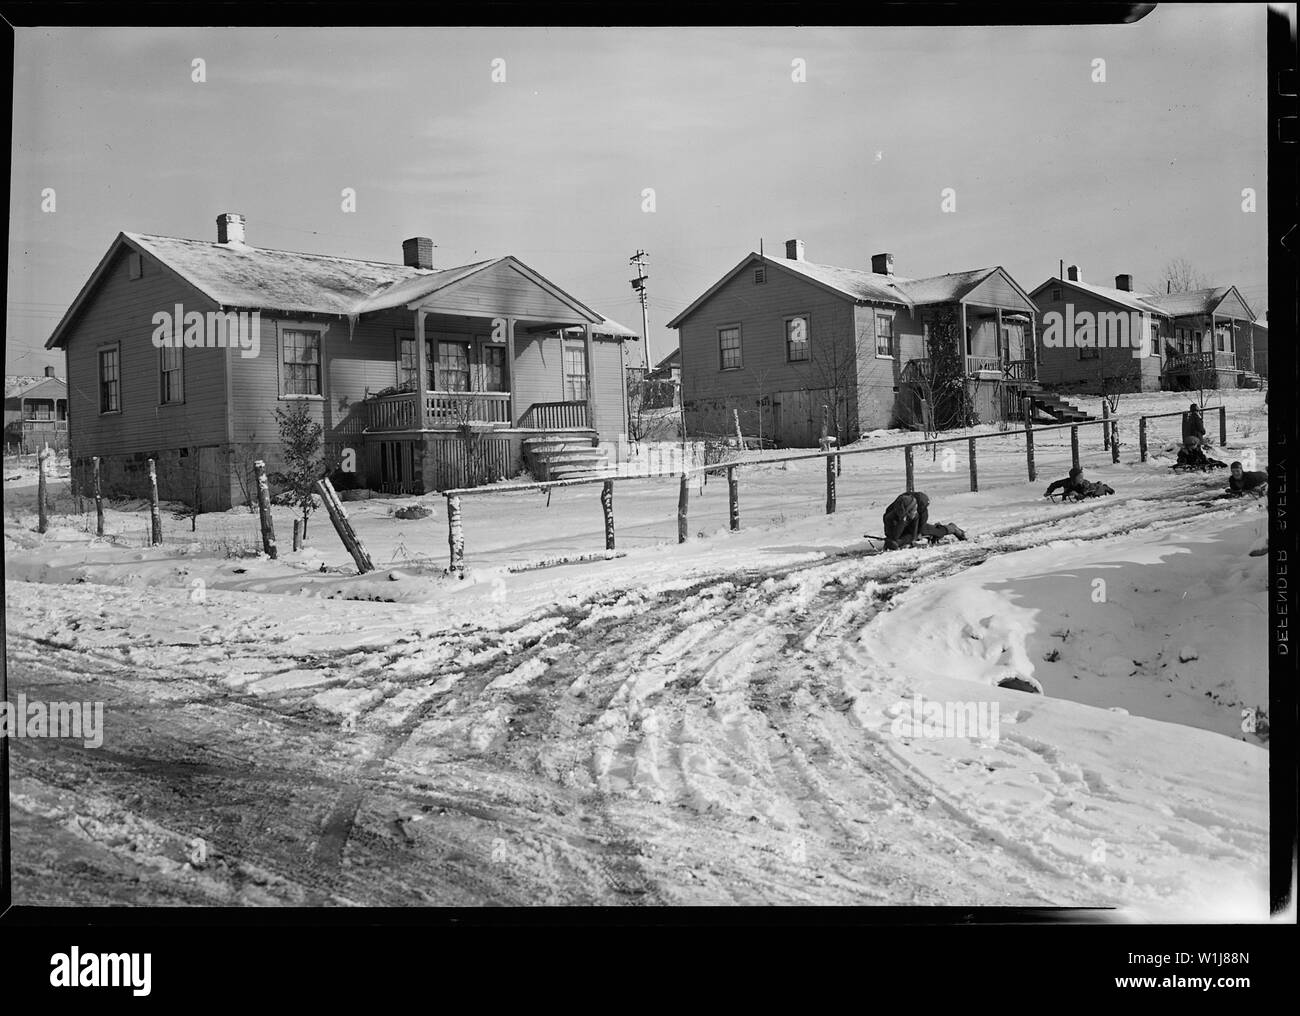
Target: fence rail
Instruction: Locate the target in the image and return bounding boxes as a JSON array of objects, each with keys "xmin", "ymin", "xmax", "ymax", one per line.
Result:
[{"xmin": 441, "ymin": 409, "xmax": 1179, "ymax": 571}]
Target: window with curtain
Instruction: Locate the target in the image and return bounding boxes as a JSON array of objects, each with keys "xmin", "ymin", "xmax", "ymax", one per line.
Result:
[
  {"xmin": 282, "ymin": 328, "xmax": 322, "ymax": 396},
  {"xmin": 438, "ymin": 341, "xmax": 471, "ymax": 392},
  {"xmin": 398, "ymin": 337, "xmax": 434, "ymax": 390}
]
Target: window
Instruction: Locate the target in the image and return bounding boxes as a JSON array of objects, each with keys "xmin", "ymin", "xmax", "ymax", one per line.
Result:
[
  {"xmin": 24, "ymin": 399, "xmax": 54, "ymax": 421},
  {"xmin": 875, "ymin": 314, "xmax": 894, "ymax": 357},
  {"xmin": 160, "ymin": 345, "xmax": 184, "ymax": 404},
  {"xmin": 482, "ymin": 346, "xmax": 506, "ymax": 392},
  {"xmin": 718, "ymin": 326, "xmax": 742, "ymax": 370},
  {"xmin": 754, "ymin": 267, "xmax": 766, "ymax": 285},
  {"xmin": 1051, "ymin": 288, "xmax": 1062, "ymax": 302},
  {"xmin": 98, "ymin": 346, "xmax": 120, "ymax": 413},
  {"xmin": 127, "ymin": 252, "xmax": 143, "ymax": 280},
  {"xmin": 786, "ymin": 315, "xmax": 809, "ymax": 362},
  {"xmin": 437, "ymin": 341, "xmax": 471, "ymax": 392},
  {"xmin": 397, "ymin": 336, "xmax": 436, "ymax": 390},
  {"xmin": 1079, "ymin": 343, "xmax": 1100, "ymax": 360},
  {"xmin": 282, "ymin": 328, "xmax": 322, "ymax": 396},
  {"xmin": 563, "ymin": 339, "xmax": 588, "ymax": 401}
]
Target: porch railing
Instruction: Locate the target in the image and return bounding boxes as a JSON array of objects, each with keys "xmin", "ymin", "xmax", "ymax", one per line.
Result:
[
  {"xmin": 21, "ymin": 419, "xmax": 68, "ymax": 431},
  {"xmin": 901, "ymin": 357, "xmax": 1036, "ymax": 383},
  {"xmin": 365, "ymin": 390, "xmax": 512, "ymax": 431},
  {"xmin": 967, "ymin": 355, "xmax": 1004, "ymax": 374},
  {"xmin": 519, "ymin": 401, "xmax": 589, "ymax": 429},
  {"xmin": 1003, "ymin": 359, "xmax": 1037, "ymax": 383},
  {"xmin": 900, "ymin": 358, "xmax": 933, "ymax": 382},
  {"xmin": 1165, "ymin": 351, "xmax": 1215, "ymax": 374}
]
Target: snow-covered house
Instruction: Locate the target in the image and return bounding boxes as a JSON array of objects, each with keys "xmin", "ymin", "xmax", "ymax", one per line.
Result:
[
  {"xmin": 666, "ymin": 240, "xmax": 1041, "ymax": 446},
  {"xmin": 4, "ymin": 367, "xmax": 69, "ymax": 452},
  {"xmin": 1142, "ymin": 285, "xmax": 1264, "ymax": 390},
  {"xmin": 44, "ymin": 214, "xmax": 638, "ymax": 509},
  {"xmin": 1028, "ymin": 268, "xmax": 1171, "ymax": 394}
]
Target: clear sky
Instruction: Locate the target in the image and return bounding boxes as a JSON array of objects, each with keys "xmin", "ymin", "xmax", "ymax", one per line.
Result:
[{"xmin": 7, "ymin": 8, "xmax": 1269, "ymax": 376}]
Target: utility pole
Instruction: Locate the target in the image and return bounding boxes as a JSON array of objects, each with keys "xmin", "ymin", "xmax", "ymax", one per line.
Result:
[{"xmin": 630, "ymin": 250, "xmax": 650, "ymax": 371}]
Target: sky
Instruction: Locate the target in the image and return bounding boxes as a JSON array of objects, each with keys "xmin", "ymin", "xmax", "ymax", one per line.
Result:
[{"xmin": 6, "ymin": 9, "xmax": 1270, "ymax": 376}]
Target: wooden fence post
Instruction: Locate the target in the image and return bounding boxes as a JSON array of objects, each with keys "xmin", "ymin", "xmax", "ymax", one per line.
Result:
[
  {"xmin": 601, "ymin": 480, "xmax": 615, "ymax": 550},
  {"xmin": 446, "ymin": 494, "xmax": 464, "ymax": 573},
  {"xmin": 677, "ymin": 474, "xmax": 689, "ymax": 544},
  {"xmin": 37, "ymin": 446, "xmax": 50, "ymax": 534},
  {"xmin": 315, "ymin": 477, "xmax": 372, "ymax": 573},
  {"xmin": 1102, "ymin": 401, "xmax": 1110, "ymax": 450},
  {"xmin": 293, "ymin": 519, "xmax": 303, "ymax": 552},
  {"xmin": 252, "ymin": 459, "xmax": 277, "ymax": 559},
  {"xmin": 147, "ymin": 457, "xmax": 163, "ymax": 546},
  {"xmin": 904, "ymin": 444, "xmax": 915, "ymax": 493},
  {"xmin": 1070, "ymin": 426, "xmax": 1080, "ymax": 472},
  {"xmin": 1219, "ymin": 405, "xmax": 1227, "ymax": 446},
  {"xmin": 968, "ymin": 437, "xmax": 978, "ymax": 492},
  {"xmin": 727, "ymin": 464, "xmax": 739, "ymax": 531},
  {"xmin": 1139, "ymin": 416, "xmax": 1148, "ymax": 462},
  {"xmin": 1110, "ymin": 415, "xmax": 1120, "ymax": 464},
  {"xmin": 825, "ymin": 453, "xmax": 836, "ymax": 514},
  {"xmin": 733, "ymin": 408, "xmax": 743, "ymax": 448},
  {"xmin": 1021, "ymin": 398, "xmax": 1036, "ymax": 483},
  {"xmin": 92, "ymin": 455, "xmax": 104, "ymax": 537}
]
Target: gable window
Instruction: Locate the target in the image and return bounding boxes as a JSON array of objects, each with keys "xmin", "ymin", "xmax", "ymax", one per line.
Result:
[
  {"xmin": 786, "ymin": 315, "xmax": 809, "ymax": 362},
  {"xmin": 1051, "ymin": 288, "xmax": 1062, "ymax": 302},
  {"xmin": 875, "ymin": 314, "xmax": 894, "ymax": 357},
  {"xmin": 563, "ymin": 339, "xmax": 588, "ymax": 401},
  {"xmin": 160, "ymin": 345, "xmax": 184, "ymax": 404},
  {"xmin": 98, "ymin": 346, "xmax": 120, "ymax": 413},
  {"xmin": 127, "ymin": 252, "xmax": 143, "ymax": 280},
  {"xmin": 281, "ymin": 328, "xmax": 322, "ymax": 396},
  {"xmin": 718, "ymin": 326, "xmax": 742, "ymax": 370},
  {"xmin": 754, "ymin": 267, "xmax": 766, "ymax": 285}
]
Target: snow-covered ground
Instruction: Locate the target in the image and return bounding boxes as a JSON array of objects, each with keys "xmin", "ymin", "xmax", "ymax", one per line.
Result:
[{"xmin": 3, "ymin": 389, "xmax": 1270, "ymax": 914}]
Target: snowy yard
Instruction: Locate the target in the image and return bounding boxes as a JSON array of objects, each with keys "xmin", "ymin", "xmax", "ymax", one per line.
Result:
[{"xmin": 2, "ymin": 389, "xmax": 1270, "ymax": 914}]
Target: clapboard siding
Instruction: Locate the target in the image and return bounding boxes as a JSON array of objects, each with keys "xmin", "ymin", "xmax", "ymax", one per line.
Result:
[
  {"xmin": 511, "ymin": 330, "xmax": 566, "ymax": 423},
  {"xmin": 1034, "ymin": 289, "xmax": 1163, "ymax": 391},
  {"xmin": 590, "ymin": 336, "xmax": 627, "ymax": 438},
  {"xmin": 962, "ymin": 271, "xmax": 1035, "ymax": 315},
  {"xmin": 64, "ymin": 248, "xmax": 228, "ymax": 459},
  {"xmin": 420, "ymin": 262, "xmax": 589, "ymax": 322},
  {"xmin": 679, "ymin": 257, "xmax": 858, "ymax": 442}
]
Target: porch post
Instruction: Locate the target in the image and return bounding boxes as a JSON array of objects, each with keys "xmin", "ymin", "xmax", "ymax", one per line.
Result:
[
  {"xmin": 960, "ymin": 302, "xmax": 969, "ymax": 374},
  {"xmin": 505, "ymin": 316, "xmax": 517, "ymax": 425},
  {"xmin": 414, "ymin": 309, "xmax": 428, "ymax": 431},
  {"xmin": 995, "ymin": 307, "xmax": 1003, "ymax": 367},
  {"xmin": 1030, "ymin": 313, "xmax": 1038, "ymax": 380},
  {"xmin": 583, "ymin": 322, "xmax": 595, "ymax": 430}
]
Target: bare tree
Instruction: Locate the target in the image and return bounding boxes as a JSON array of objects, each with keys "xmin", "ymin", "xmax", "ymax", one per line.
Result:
[{"xmin": 1157, "ymin": 257, "xmax": 1206, "ymax": 295}]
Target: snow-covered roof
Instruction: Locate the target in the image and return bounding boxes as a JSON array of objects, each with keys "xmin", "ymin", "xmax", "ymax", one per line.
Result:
[
  {"xmin": 668, "ymin": 253, "xmax": 1034, "ymax": 329},
  {"xmin": 1143, "ymin": 287, "xmax": 1241, "ymax": 318},
  {"xmin": 1034, "ymin": 277, "xmax": 1170, "ymax": 317},
  {"xmin": 47, "ymin": 232, "xmax": 637, "ymax": 348},
  {"xmin": 5, "ymin": 375, "xmax": 65, "ymax": 399}
]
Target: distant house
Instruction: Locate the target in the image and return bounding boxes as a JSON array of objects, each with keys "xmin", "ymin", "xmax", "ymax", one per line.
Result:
[
  {"xmin": 44, "ymin": 214, "xmax": 637, "ymax": 508},
  {"xmin": 649, "ymin": 348, "xmax": 680, "ymax": 384},
  {"xmin": 1143, "ymin": 285, "xmax": 1264, "ymax": 390},
  {"xmin": 4, "ymin": 367, "xmax": 68, "ymax": 452},
  {"xmin": 666, "ymin": 240, "xmax": 1042, "ymax": 446},
  {"xmin": 1251, "ymin": 320, "xmax": 1268, "ymax": 378},
  {"xmin": 1028, "ymin": 268, "xmax": 1170, "ymax": 393}
]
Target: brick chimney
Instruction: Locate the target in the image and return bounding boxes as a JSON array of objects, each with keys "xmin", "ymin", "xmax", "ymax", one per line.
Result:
[
  {"xmin": 784, "ymin": 239, "xmax": 805, "ymax": 261},
  {"xmin": 44, "ymin": 365, "xmax": 55, "ymax": 378},
  {"xmin": 1067, "ymin": 265, "xmax": 1081, "ymax": 282},
  {"xmin": 402, "ymin": 237, "xmax": 434, "ymax": 270},
  {"xmin": 871, "ymin": 253, "xmax": 895, "ymax": 276},
  {"xmin": 216, "ymin": 213, "xmax": 246, "ymax": 245},
  {"xmin": 1115, "ymin": 274, "xmax": 1133, "ymax": 292}
]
